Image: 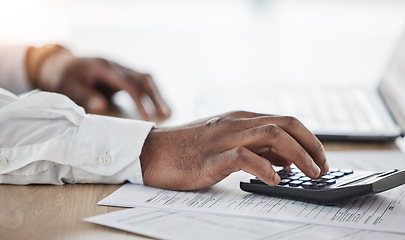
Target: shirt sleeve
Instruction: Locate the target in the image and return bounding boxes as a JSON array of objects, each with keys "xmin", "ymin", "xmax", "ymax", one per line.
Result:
[
  {"xmin": 0, "ymin": 46, "xmax": 33, "ymax": 94},
  {"xmin": 0, "ymin": 88, "xmax": 155, "ymax": 185}
]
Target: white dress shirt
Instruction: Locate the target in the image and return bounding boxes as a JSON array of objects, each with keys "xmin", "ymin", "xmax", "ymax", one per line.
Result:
[{"xmin": 0, "ymin": 46, "xmax": 155, "ymax": 185}]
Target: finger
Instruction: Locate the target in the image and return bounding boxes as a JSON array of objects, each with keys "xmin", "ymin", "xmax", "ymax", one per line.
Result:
[
  {"xmin": 60, "ymin": 77, "xmax": 108, "ymax": 114},
  {"xmin": 260, "ymin": 151, "xmax": 292, "ymax": 167},
  {"xmin": 232, "ymin": 124, "xmax": 322, "ymax": 178},
  {"xmin": 223, "ymin": 116, "xmax": 328, "ymax": 175},
  {"xmin": 93, "ymin": 63, "xmax": 150, "ymax": 119},
  {"xmin": 128, "ymin": 71, "xmax": 171, "ymax": 119},
  {"xmin": 207, "ymin": 147, "xmax": 280, "ymax": 186}
]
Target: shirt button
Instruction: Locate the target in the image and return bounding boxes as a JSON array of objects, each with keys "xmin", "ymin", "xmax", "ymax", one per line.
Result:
[
  {"xmin": 0, "ymin": 155, "xmax": 8, "ymax": 167},
  {"xmin": 98, "ymin": 154, "xmax": 112, "ymax": 166}
]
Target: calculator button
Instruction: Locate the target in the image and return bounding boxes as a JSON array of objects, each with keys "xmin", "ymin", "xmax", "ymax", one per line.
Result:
[
  {"xmin": 340, "ymin": 169, "xmax": 354, "ymax": 175},
  {"xmin": 288, "ymin": 180, "xmax": 303, "ymax": 187},
  {"xmin": 290, "ymin": 168, "xmax": 301, "ymax": 173},
  {"xmin": 321, "ymin": 175, "xmax": 336, "ymax": 180},
  {"xmin": 315, "ymin": 183, "xmax": 327, "ymax": 189},
  {"xmin": 302, "ymin": 182, "xmax": 317, "ymax": 189},
  {"xmin": 288, "ymin": 176, "xmax": 301, "ymax": 181},
  {"xmin": 330, "ymin": 172, "xmax": 345, "ymax": 178},
  {"xmin": 328, "ymin": 168, "xmax": 340, "ymax": 173},
  {"xmin": 250, "ymin": 178, "xmax": 265, "ymax": 184},
  {"xmin": 312, "ymin": 178, "xmax": 328, "ymax": 184},
  {"xmin": 325, "ymin": 179, "xmax": 336, "ymax": 185},
  {"xmin": 278, "ymin": 169, "xmax": 292, "ymax": 175},
  {"xmin": 299, "ymin": 176, "xmax": 312, "ymax": 182},
  {"xmin": 278, "ymin": 179, "xmax": 291, "ymax": 185}
]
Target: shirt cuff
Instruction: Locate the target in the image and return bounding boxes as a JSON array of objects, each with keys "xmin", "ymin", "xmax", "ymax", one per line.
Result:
[
  {"xmin": 0, "ymin": 45, "xmax": 33, "ymax": 94},
  {"xmin": 72, "ymin": 114, "xmax": 155, "ymax": 184}
]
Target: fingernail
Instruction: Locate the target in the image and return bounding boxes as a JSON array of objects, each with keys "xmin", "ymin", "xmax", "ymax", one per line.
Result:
[
  {"xmin": 312, "ymin": 163, "xmax": 321, "ymax": 177},
  {"xmin": 273, "ymin": 173, "xmax": 280, "ymax": 185}
]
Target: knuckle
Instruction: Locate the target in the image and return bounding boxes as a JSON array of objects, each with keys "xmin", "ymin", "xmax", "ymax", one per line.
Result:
[
  {"xmin": 314, "ymin": 138, "xmax": 325, "ymax": 152},
  {"xmin": 234, "ymin": 110, "xmax": 248, "ymax": 115},
  {"xmin": 94, "ymin": 57, "xmax": 109, "ymax": 66},
  {"xmin": 232, "ymin": 147, "xmax": 249, "ymax": 163},
  {"xmin": 261, "ymin": 124, "xmax": 281, "ymax": 139},
  {"xmin": 282, "ymin": 116, "xmax": 301, "ymax": 127},
  {"xmin": 138, "ymin": 74, "xmax": 152, "ymax": 85},
  {"xmin": 141, "ymin": 73, "xmax": 152, "ymax": 81},
  {"xmin": 298, "ymin": 147, "xmax": 310, "ymax": 160}
]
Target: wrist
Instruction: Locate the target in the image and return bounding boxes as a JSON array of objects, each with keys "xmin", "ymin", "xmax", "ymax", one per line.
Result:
[{"xmin": 26, "ymin": 44, "xmax": 73, "ymax": 89}]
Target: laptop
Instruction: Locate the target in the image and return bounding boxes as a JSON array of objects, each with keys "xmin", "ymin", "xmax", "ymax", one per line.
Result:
[{"xmin": 193, "ymin": 35, "xmax": 405, "ymax": 142}]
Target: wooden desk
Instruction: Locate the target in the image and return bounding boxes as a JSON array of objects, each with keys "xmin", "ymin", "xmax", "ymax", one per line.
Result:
[
  {"xmin": 0, "ymin": 142, "xmax": 399, "ymax": 240},
  {"xmin": 0, "ymin": 184, "xmax": 149, "ymax": 240}
]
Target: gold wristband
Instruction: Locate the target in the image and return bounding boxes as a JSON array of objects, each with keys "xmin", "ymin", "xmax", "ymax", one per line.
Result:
[{"xmin": 25, "ymin": 44, "xmax": 69, "ymax": 87}]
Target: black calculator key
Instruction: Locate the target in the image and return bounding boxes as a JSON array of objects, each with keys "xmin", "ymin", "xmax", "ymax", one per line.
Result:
[
  {"xmin": 295, "ymin": 173, "xmax": 306, "ymax": 177},
  {"xmin": 321, "ymin": 175, "xmax": 336, "ymax": 180},
  {"xmin": 290, "ymin": 168, "xmax": 301, "ymax": 173},
  {"xmin": 315, "ymin": 183, "xmax": 326, "ymax": 189},
  {"xmin": 325, "ymin": 179, "xmax": 336, "ymax": 185},
  {"xmin": 302, "ymin": 182, "xmax": 317, "ymax": 189},
  {"xmin": 330, "ymin": 172, "xmax": 345, "ymax": 178},
  {"xmin": 340, "ymin": 169, "xmax": 354, "ymax": 175},
  {"xmin": 288, "ymin": 176, "xmax": 301, "ymax": 181},
  {"xmin": 299, "ymin": 176, "xmax": 312, "ymax": 182},
  {"xmin": 278, "ymin": 169, "xmax": 293, "ymax": 175},
  {"xmin": 328, "ymin": 168, "xmax": 340, "ymax": 173},
  {"xmin": 289, "ymin": 180, "xmax": 303, "ymax": 187},
  {"xmin": 312, "ymin": 178, "xmax": 327, "ymax": 184},
  {"xmin": 278, "ymin": 179, "xmax": 291, "ymax": 185},
  {"xmin": 250, "ymin": 178, "xmax": 264, "ymax": 184}
]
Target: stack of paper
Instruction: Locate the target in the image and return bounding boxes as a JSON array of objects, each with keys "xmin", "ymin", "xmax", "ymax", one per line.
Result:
[{"xmin": 85, "ymin": 151, "xmax": 405, "ymax": 239}]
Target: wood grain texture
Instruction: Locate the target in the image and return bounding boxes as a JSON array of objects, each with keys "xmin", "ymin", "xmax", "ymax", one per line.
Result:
[{"xmin": 0, "ymin": 184, "xmax": 150, "ymax": 240}]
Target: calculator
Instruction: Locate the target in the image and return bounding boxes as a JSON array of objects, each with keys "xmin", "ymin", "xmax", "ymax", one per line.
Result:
[{"xmin": 240, "ymin": 167, "xmax": 405, "ymax": 205}]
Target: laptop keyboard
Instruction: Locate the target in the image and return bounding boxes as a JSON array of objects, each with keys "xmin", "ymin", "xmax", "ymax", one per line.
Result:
[
  {"xmin": 195, "ymin": 84, "xmax": 400, "ymax": 136},
  {"xmin": 270, "ymin": 86, "xmax": 388, "ymax": 133}
]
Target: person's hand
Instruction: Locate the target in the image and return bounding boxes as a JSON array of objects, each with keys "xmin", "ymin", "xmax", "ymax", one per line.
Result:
[
  {"xmin": 140, "ymin": 111, "xmax": 329, "ymax": 191},
  {"xmin": 36, "ymin": 49, "xmax": 171, "ymax": 120}
]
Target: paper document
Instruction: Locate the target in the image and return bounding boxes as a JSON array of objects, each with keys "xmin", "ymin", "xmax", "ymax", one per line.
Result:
[
  {"xmin": 99, "ymin": 151, "xmax": 405, "ymax": 235},
  {"xmin": 85, "ymin": 207, "xmax": 405, "ymax": 240}
]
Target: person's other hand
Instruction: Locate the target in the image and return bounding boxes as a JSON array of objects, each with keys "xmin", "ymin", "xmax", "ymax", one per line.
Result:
[
  {"xmin": 37, "ymin": 49, "xmax": 171, "ymax": 120},
  {"xmin": 140, "ymin": 111, "xmax": 329, "ymax": 190}
]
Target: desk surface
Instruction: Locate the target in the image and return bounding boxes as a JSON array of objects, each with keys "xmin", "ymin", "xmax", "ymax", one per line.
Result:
[{"xmin": 0, "ymin": 142, "xmax": 399, "ymax": 240}]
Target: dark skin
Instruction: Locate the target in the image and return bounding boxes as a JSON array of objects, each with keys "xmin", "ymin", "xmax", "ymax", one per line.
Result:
[
  {"xmin": 140, "ymin": 111, "xmax": 328, "ymax": 190},
  {"xmin": 37, "ymin": 50, "xmax": 171, "ymax": 120},
  {"xmin": 36, "ymin": 49, "xmax": 328, "ymax": 191}
]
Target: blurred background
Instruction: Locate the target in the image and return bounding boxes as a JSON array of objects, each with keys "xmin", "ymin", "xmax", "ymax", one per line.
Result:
[{"xmin": 1, "ymin": 0, "xmax": 405, "ymax": 125}]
